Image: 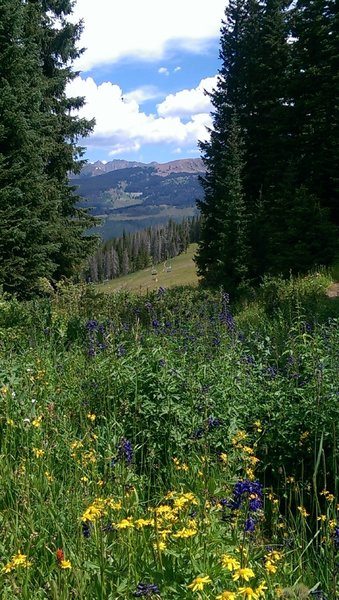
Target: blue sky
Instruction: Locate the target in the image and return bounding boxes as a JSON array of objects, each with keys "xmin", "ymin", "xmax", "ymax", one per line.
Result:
[{"xmin": 67, "ymin": 0, "xmax": 226, "ymax": 164}]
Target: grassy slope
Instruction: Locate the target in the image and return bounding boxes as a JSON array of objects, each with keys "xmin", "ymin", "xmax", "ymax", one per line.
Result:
[{"xmin": 97, "ymin": 243, "xmax": 199, "ymax": 294}]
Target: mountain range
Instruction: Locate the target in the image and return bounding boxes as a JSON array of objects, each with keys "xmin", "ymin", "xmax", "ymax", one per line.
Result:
[{"xmin": 73, "ymin": 158, "xmax": 205, "ymax": 240}]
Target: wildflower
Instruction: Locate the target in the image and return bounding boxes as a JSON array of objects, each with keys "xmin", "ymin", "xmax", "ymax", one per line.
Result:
[
  {"xmin": 2, "ymin": 553, "xmax": 32, "ymax": 573},
  {"xmin": 255, "ymin": 581, "xmax": 267, "ymax": 597},
  {"xmin": 232, "ymin": 567, "xmax": 255, "ymax": 582},
  {"xmin": 6, "ymin": 418, "xmax": 15, "ymax": 427},
  {"xmin": 220, "ymin": 554, "xmax": 240, "ymax": 571},
  {"xmin": 254, "ymin": 420, "xmax": 262, "ymax": 433},
  {"xmin": 187, "ymin": 575, "xmax": 212, "ymax": 592},
  {"xmin": 153, "ymin": 540, "xmax": 166, "ymax": 552},
  {"xmin": 134, "ymin": 582, "xmax": 160, "ymax": 596},
  {"xmin": 118, "ymin": 438, "xmax": 133, "ymax": 464},
  {"xmin": 56, "ymin": 548, "xmax": 64, "ymax": 563},
  {"xmin": 82, "ymin": 522, "xmax": 91, "ymax": 538},
  {"xmin": 172, "ymin": 526, "xmax": 197, "ymax": 538},
  {"xmin": 216, "ymin": 592, "xmax": 236, "ymax": 600},
  {"xmin": 45, "ymin": 471, "xmax": 54, "ymax": 482},
  {"xmin": 220, "ymin": 452, "xmax": 228, "ymax": 464},
  {"xmin": 32, "ymin": 415, "xmax": 42, "ymax": 428},
  {"xmin": 33, "ymin": 447, "xmax": 45, "ymax": 458},
  {"xmin": 297, "ymin": 506, "xmax": 309, "ymax": 517},
  {"xmin": 238, "ymin": 587, "xmax": 259, "ymax": 599},
  {"xmin": 87, "ymin": 413, "xmax": 96, "ymax": 422},
  {"xmin": 60, "ymin": 560, "xmax": 72, "ymax": 569},
  {"xmin": 245, "ymin": 516, "xmax": 256, "ymax": 533},
  {"xmin": 264, "ymin": 559, "xmax": 277, "ymax": 573},
  {"xmin": 115, "ymin": 517, "xmax": 134, "ymax": 529}
]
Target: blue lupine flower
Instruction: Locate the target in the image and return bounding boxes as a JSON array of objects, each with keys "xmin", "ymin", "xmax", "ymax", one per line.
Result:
[
  {"xmin": 134, "ymin": 582, "xmax": 160, "ymax": 597},
  {"xmin": 86, "ymin": 319, "xmax": 98, "ymax": 331},
  {"xmin": 208, "ymin": 417, "xmax": 222, "ymax": 429},
  {"xmin": 118, "ymin": 438, "xmax": 133, "ymax": 464},
  {"xmin": 82, "ymin": 522, "xmax": 91, "ymax": 538},
  {"xmin": 245, "ymin": 516, "xmax": 256, "ymax": 532}
]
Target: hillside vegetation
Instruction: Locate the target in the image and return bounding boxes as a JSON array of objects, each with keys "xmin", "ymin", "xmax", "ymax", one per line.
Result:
[
  {"xmin": 97, "ymin": 244, "xmax": 199, "ymax": 293},
  {"xmin": 0, "ymin": 273, "xmax": 338, "ymax": 598}
]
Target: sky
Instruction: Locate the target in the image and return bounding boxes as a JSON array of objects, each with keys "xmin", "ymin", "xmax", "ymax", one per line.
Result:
[{"xmin": 66, "ymin": 0, "xmax": 226, "ymax": 165}]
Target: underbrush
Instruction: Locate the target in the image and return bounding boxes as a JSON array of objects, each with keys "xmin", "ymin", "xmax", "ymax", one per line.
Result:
[{"xmin": 0, "ymin": 275, "xmax": 338, "ymax": 599}]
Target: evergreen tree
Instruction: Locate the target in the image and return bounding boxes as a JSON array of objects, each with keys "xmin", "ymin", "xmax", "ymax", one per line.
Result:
[
  {"xmin": 0, "ymin": 0, "xmax": 96, "ymax": 296},
  {"xmin": 291, "ymin": 0, "xmax": 339, "ymax": 225},
  {"xmin": 196, "ymin": 112, "xmax": 248, "ymax": 291}
]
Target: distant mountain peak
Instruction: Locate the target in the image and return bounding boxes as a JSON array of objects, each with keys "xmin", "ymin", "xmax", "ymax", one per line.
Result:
[{"xmin": 71, "ymin": 157, "xmax": 204, "ymax": 179}]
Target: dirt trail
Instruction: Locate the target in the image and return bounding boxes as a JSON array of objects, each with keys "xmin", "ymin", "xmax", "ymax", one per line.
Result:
[{"xmin": 327, "ymin": 282, "xmax": 339, "ymax": 298}]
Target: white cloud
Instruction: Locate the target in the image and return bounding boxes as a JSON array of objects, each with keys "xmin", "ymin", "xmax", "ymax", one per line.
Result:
[
  {"xmin": 158, "ymin": 67, "xmax": 169, "ymax": 76},
  {"xmin": 174, "ymin": 66, "xmax": 182, "ymax": 73},
  {"xmin": 157, "ymin": 75, "xmax": 217, "ymax": 117},
  {"xmin": 70, "ymin": 0, "xmax": 226, "ymax": 71},
  {"xmin": 124, "ymin": 85, "xmax": 163, "ymax": 104},
  {"xmin": 67, "ymin": 76, "xmax": 213, "ymax": 155}
]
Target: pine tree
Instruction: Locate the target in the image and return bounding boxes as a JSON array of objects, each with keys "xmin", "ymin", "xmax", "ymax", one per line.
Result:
[
  {"xmin": 291, "ymin": 0, "xmax": 339, "ymax": 226},
  {"xmin": 196, "ymin": 112, "xmax": 248, "ymax": 291},
  {"xmin": 0, "ymin": 0, "xmax": 97, "ymax": 296}
]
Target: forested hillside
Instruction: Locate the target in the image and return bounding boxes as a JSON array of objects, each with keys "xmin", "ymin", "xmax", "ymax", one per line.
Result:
[{"xmin": 85, "ymin": 217, "xmax": 201, "ymax": 283}]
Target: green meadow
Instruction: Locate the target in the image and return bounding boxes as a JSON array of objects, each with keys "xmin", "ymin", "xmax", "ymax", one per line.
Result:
[
  {"xmin": 97, "ymin": 244, "xmax": 199, "ymax": 294},
  {"xmin": 0, "ymin": 270, "xmax": 339, "ymax": 599}
]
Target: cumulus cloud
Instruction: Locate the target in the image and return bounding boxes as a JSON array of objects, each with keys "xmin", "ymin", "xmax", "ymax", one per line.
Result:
[
  {"xmin": 124, "ymin": 85, "xmax": 163, "ymax": 104},
  {"xmin": 158, "ymin": 67, "xmax": 169, "ymax": 76},
  {"xmin": 66, "ymin": 76, "xmax": 213, "ymax": 155},
  {"xmin": 157, "ymin": 76, "xmax": 217, "ymax": 117},
  {"xmin": 70, "ymin": 0, "xmax": 226, "ymax": 71}
]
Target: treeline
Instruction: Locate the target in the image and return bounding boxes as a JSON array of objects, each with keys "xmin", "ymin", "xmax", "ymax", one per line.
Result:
[
  {"xmin": 85, "ymin": 217, "xmax": 201, "ymax": 283},
  {"xmin": 196, "ymin": 0, "xmax": 338, "ymax": 293}
]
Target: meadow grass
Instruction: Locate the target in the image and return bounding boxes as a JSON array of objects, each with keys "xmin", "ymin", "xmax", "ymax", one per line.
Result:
[
  {"xmin": 96, "ymin": 244, "xmax": 199, "ymax": 294},
  {"xmin": 0, "ymin": 276, "xmax": 338, "ymax": 599}
]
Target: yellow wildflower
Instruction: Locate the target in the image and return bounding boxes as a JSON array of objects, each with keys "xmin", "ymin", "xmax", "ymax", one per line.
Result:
[
  {"xmin": 220, "ymin": 554, "xmax": 240, "ymax": 571},
  {"xmin": 254, "ymin": 420, "xmax": 262, "ymax": 432},
  {"xmin": 238, "ymin": 587, "xmax": 259, "ymax": 600},
  {"xmin": 264, "ymin": 560, "xmax": 277, "ymax": 574},
  {"xmin": 220, "ymin": 452, "xmax": 228, "ymax": 464},
  {"xmin": 32, "ymin": 415, "xmax": 42, "ymax": 428},
  {"xmin": 297, "ymin": 506, "xmax": 309, "ymax": 517},
  {"xmin": 87, "ymin": 413, "xmax": 96, "ymax": 422},
  {"xmin": 246, "ymin": 467, "xmax": 255, "ymax": 480},
  {"xmin": 153, "ymin": 540, "xmax": 166, "ymax": 552},
  {"xmin": 243, "ymin": 446, "xmax": 254, "ymax": 455},
  {"xmin": 6, "ymin": 418, "xmax": 15, "ymax": 427},
  {"xmin": 60, "ymin": 559, "xmax": 72, "ymax": 569},
  {"xmin": 135, "ymin": 518, "xmax": 153, "ymax": 529},
  {"xmin": 255, "ymin": 581, "xmax": 267, "ymax": 596},
  {"xmin": 216, "ymin": 592, "xmax": 236, "ymax": 600},
  {"xmin": 232, "ymin": 567, "xmax": 255, "ymax": 582},
  {"xmin": 45, "ymin": 471, "xmax": 54, "ymax": 482},
  {"xmin": 2, "ymin": 553, "xmax": 32, "ymax": 573},
  {"xmin": 172, "ymin": 526, "xmax": 197, "ymax": 538},
  {"xmin": 115, "ymin": 517, "xmax": 134, "ymax": 529},
  {"xmin": 33, "ymin": 447, "xmax": 45, "ymax": 458},
  {"xmin": 187, "ymin": 575, "xmax": 211, "ymax": 592},
  {"xmin": 317, "ymin": 514, "xmax": 327, "ymax": 522}
]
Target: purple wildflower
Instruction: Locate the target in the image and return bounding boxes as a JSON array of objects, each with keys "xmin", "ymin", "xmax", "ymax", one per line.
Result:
[
  {"xmin": 134, "ymin": 582, "xmax": 160, "ymax": 597},
  {"xmin": 118, "ymin": 438, "xmax": 133, "ymax": 464}
]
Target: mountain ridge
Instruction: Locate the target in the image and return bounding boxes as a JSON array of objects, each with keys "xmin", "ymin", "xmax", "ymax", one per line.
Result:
[{"xmin": 72, "ymin": 157, "xmax": 205, "ymax": 179}]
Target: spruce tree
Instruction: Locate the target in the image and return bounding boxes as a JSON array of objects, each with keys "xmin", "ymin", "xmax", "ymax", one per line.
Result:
[{"xmin": 0, "ymin": 0, "xmax": 97, "ymax": 296}]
